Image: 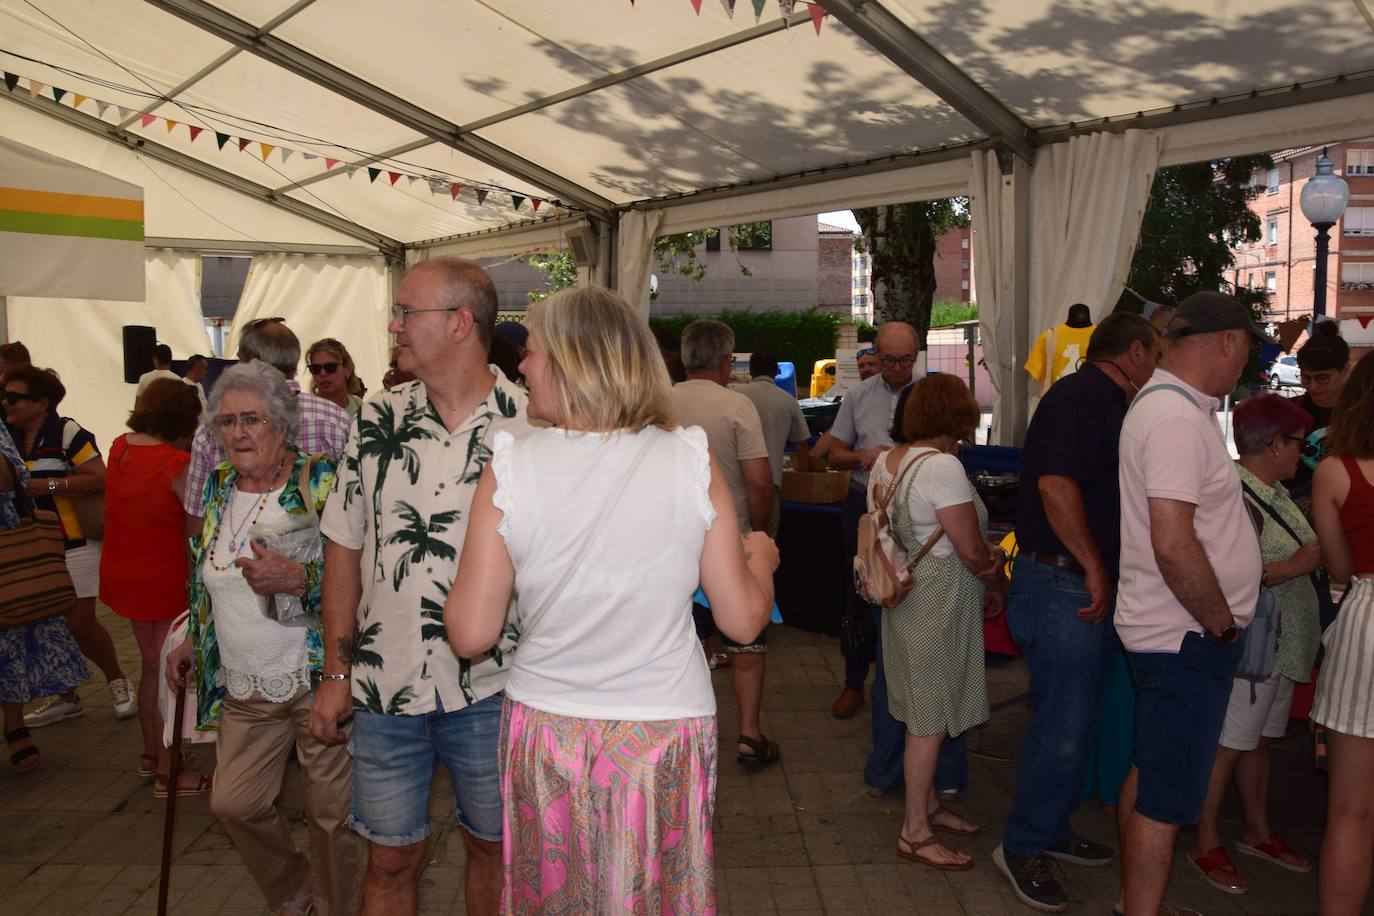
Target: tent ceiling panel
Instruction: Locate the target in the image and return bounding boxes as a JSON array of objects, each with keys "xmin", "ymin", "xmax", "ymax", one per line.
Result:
[
  {"xmin": 884, "ymin": 0, "xmax": 1374, "ymax": 129},
  {"xmin": 4, "ymin": 98, "xmax": 365, "ymax": 248},
  {"xmin": 0, "ymin": 0, "xmax": 233, "ymax": 112}
]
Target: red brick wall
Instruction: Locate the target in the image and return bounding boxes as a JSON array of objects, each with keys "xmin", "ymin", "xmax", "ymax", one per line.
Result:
[
  {"xmin": 933, "ymin": 228, "xmax": 972, "ymax": 303},
  {"xmin": 818, "ymin": 233, "xmax": 853, "ymax": 311}
]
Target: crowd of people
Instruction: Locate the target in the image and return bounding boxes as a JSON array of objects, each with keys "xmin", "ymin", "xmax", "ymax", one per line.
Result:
[{"xmin": 0, "ymin": 265, "xmax": 1371, "ymax": 916}]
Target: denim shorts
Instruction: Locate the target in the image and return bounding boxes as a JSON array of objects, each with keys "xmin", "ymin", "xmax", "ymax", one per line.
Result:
[
  {"xmin": 349, "ymin": 691, "xmax": 504, "ymax": 845},
  {"xmin": 1127, "ymin": 632, "xmax": 1242, "ymax": 825}
]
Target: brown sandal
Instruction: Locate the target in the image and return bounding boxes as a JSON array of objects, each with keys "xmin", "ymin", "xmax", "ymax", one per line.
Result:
[
  {"xmin": 929, "ymin": 803, "xmax": 981, "ymax": 837},
  {"xmin": 736, "ymin": 733, "xmax": 781, "ymax": 769},
  {"xmin": 896, "ymin": 833, "xmax": 974, "ymax": 871},
  {"xmin": 6, "ymin": 727, "xmax": 39, "ymax": 774},
  {"xmin": 153, "ymin": 771, "xmax": 214, "ymax": 799}
]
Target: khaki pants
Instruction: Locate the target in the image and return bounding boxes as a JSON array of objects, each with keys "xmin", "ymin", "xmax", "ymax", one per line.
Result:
[{"xmin": 211, "ymin": 686, "xmax": 361, "ymax": 916}]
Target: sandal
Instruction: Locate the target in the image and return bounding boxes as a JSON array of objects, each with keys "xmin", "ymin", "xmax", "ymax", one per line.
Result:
[
  {"xmin": 137, "ymin": 749, "xmax": 192, "ymax": 778},
  {"xmin": 896, "ymin": 832, "xmax": 973, "ymax": 871},
  {"xmin": 929, "ymin": 803, "xmax": 981, "ymax": 837},
  {"xmin": 1235, "ymin": 832, "xmax": 1312, "ymax": 873},
  {"xmin": 736, "ymin": 733, "xmax": 781, "ymax": 769},
  {"xmin": 153, "ymin": 771, "xmax": 214, "ymax": 799},
  {"xmin": 1188, "ymin": 845, "xmax": 1247, "ymax": 894},
  {"xmin": 6, "ymin": 727, "xmax": 40, "ymax": 774}
]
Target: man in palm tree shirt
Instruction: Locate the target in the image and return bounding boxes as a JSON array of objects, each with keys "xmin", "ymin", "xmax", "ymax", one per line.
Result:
[{"xmin": 311, "ymin": 259, "xmax": 529, "ymax": 916}]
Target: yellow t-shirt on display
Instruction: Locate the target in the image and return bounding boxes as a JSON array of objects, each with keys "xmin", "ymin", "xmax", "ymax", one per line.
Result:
[{"xmin": 1024, "ymin": 322, "xmax": 1095, "ymax": 389}]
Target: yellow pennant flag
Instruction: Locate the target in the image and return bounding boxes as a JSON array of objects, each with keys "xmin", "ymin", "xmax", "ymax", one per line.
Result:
[
  {"xmin": 165, "ymin": 119, "xmax": 178, "ymax": 133},
  {"xmin": 260, "ymin": 143, "xmax": 275, "ymax": 161},
  {"xmin": 72, "ymin": 94, "xmax": 88, "ymax": 109}
]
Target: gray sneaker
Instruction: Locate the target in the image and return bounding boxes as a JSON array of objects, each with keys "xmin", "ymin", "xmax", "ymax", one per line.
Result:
[
  {"xmin": 994, "ymin": 844, "xmax": 1069, "ymax": 913},
  {"xmin": 109, "ymin": 677, "xmax": 137, "ymax": 719},
  {"xmin": 24, "ymin": 695, "xmax": 85, "ymax": 728}
]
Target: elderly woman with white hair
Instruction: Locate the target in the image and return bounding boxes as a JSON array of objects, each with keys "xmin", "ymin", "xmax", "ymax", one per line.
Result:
[{"xmin": 166, "ymin": 361, "xmax": 360, "ymax": 916}]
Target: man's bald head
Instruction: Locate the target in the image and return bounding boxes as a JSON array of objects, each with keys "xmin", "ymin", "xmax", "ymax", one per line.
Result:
[{"xmin": 875, "ymin": 321, "xmax": 920, "ymax": 390}]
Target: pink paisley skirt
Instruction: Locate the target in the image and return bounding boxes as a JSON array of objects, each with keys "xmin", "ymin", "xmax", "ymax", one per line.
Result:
[{"xmin": 498, "ymin": 699, "xmax": 718, "ymax": 915}]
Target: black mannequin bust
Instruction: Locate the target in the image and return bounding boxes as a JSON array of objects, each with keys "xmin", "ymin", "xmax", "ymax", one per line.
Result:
[{"xmin": 1065, "ymin": 303, "xmax": 1092, "ymax": 328}]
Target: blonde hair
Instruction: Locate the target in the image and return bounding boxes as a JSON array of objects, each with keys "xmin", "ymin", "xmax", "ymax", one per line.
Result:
[{"xmin": 527, "ymin": 287, "xmax": 675, "ymax": 432}]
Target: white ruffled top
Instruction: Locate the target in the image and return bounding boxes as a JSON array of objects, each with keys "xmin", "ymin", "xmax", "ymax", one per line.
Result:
[{"xmin": 490, "ymin": 424, "xmax": 718, "ymax": 720}]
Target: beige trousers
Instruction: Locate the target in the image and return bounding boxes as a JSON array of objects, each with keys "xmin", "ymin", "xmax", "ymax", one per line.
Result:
[{"xmin": 211, "ymin": 686, "xmax": 361, "ymax": 916}]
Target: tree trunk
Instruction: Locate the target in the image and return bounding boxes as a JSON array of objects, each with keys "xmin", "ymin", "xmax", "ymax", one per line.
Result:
[{"xmin": 857, "ymin": 204, "xmax": 941, "ymax": 348}]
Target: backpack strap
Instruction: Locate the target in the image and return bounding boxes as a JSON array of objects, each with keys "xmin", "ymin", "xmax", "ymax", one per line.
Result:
[
  {"xmin": 1129, "ymin": 382, "xmax": 1198, "ymax": 412},
  {"xmin": 889, "ymin": 449, "xmax": 946, "ymax": 573}
]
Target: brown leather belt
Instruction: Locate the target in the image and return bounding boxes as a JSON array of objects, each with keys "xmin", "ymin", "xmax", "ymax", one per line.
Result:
[{"xmin": 1023, "ymin": 550, "xmax": 1086, "ymax": 578}]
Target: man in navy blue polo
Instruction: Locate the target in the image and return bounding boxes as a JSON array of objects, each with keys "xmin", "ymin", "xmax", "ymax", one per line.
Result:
[{"xmin": 994, "ymin": 312, "xmax": 1160, "ymax": 912}]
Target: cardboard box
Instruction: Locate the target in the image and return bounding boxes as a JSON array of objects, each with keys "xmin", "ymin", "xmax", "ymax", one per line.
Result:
[{"xmin": 781, "ymin": 469, "xmax": 852, "ymax": 504}]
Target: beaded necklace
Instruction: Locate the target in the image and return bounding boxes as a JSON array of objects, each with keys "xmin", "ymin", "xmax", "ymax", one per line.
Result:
[{"xmin": 207, "ymin": 459, "xmax": 284, "ymax": 572}]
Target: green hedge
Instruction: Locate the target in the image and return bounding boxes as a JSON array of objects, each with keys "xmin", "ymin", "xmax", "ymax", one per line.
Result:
[{"xmin": 651, "ymin": 309, "xmax": 841, "ymax": 393}]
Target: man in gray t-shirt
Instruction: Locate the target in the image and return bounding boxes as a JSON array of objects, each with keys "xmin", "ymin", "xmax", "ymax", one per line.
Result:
[{"xmin": 731, "ymin": 351, "xmax": 811, "ymax": 538}]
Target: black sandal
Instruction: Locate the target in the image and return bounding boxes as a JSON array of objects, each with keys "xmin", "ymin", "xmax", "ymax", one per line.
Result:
[
  {"xmin": 6, "ymin": 727, "xmax": 40, "ymax": 774},
  {"xmin": 736, "ymin": 733, "xmax": 781, "ymax": 769}
]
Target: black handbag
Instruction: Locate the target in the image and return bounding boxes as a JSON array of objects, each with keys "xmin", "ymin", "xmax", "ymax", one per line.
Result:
[{"xmin": 839, "ymin": 608, "xmax": 872, "ymax": 660}]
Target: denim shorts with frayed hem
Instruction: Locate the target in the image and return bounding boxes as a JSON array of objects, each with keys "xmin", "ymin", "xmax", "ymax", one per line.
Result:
[
  {"xmin": 1127, "ymin": 632, "xmax": 1242, "ymax": 826},
  {"xmin": 348, "ymin": 691, "xmax": 504, "ymax": 845}
]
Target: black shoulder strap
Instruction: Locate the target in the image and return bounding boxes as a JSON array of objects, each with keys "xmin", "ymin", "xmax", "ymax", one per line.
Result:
[{"xmin": 1240, "ymin": 480, "xmax": 1302, "ymax": 544}]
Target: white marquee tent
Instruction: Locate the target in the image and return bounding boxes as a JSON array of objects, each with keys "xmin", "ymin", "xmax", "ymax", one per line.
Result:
[{"xmin": 3, "ymin": 0, "xmax": 1374, "ymax": 446}]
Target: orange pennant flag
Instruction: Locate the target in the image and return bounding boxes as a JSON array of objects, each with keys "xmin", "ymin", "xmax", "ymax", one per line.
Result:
[
  {"xmin": 260, "ymin": 143, "xmax": 276, "ymax": 161},
  {"xmin": 165, "ymin": 119, "xmax": 178, "ymax": 133},
  {"xmin": 72, "ymin": 94, "xmax": 87, "ymax": 109}
]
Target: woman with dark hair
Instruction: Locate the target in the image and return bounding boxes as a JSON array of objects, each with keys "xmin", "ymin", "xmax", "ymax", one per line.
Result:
[
  {"xmin": 1311, "ymin": 351, "xmax": 1374, "ymax": 915},
  {"xmin": 3, "ymin": 365, "xmax": 131, "ymax": 726},
  {"xmin": 1188, "ymin": 393, "xmax": 1320, "ymax": 893},
  {"xmin": 100, "ymin": 378, "xmax": 206, "ymax": 793},
  {"xmin": 871, "ymin": 373, "xmax": 1002, "ymax": 870}
]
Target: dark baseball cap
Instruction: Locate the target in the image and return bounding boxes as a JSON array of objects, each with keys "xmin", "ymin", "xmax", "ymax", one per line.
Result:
[
  {"xmin": 1165, "ymin": 291, "xmax": 1276, "ymax": 343},
  {"xmin": 493, "ymin": 321, "xmax": 529, "ymax": 349}
]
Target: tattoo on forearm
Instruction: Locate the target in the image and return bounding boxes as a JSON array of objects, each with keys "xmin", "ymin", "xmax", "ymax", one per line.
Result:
[{"xmin": 335, "ymin": 632, "xmax": 356, "ymax": 666}]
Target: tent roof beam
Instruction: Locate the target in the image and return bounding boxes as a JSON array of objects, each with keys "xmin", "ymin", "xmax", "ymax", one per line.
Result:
[
  {"xmin": 818, "ymin": 0, "xmax": 1034, "ymax": 163},
  {"xmin": 143, "ymin": 0, "xmax": 616, "ymax": 218},
  {"xmin": 3, "ymin": 91, "xmax": 405, "ymax": 259},
  {"xmin": 146, "ymin": 236, "xmax": 382, "ymax": 257}
]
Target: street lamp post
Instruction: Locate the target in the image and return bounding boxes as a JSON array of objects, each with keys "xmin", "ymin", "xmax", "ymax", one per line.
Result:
[{"xmin": 1299, "ymin": 149, "xmax": 1350, "ymax": 319}]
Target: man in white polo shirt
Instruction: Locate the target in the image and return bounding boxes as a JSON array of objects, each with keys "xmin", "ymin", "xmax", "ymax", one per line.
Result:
[{"xmin": 1115, "ymin": 291, "xmax": 1271, "ymax": 915}]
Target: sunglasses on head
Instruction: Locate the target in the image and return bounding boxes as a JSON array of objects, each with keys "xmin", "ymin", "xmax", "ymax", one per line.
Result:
[
  {"xmin": 247, "ymin": 317, "xmax": 285, "ymax": 330},
  {"xmin": 307, "ymin": 361, "xmax": 340, "ymax": 375},
  {"xmin": 857, "ymin": 347, "xmax": 876, "ymax": 358}
]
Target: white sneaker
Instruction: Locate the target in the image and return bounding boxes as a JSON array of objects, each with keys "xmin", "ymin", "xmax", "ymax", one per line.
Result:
[
  {"xmin": 24, "ymin": 695, "xmax": 85, "ymax": 728},
  {"xmin": 109, "ymin": 677, "xmax": 137, "ymax": 719}
]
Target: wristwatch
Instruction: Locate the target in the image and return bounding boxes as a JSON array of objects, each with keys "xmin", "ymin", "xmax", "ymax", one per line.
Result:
[
  {"xmin": 46, "ymin": 479, "xmax": 58, "ymax": 493},
  {"xmin": 1210, "ymin": 621, "xmax": 1239, "ymax": 644}
]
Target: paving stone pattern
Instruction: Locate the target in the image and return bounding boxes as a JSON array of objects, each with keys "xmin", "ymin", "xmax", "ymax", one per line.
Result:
[{"xmin": 1, "ymin": 606, "xmax": 1368, "ymax": 914}]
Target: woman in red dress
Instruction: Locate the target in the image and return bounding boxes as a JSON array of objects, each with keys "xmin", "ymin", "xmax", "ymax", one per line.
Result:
[{"xmin": 99, "ymin": 378, "xmax": 207, "ymax": 794}]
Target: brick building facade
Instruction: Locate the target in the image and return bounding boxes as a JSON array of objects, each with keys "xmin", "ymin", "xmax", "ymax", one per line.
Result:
[
  {"xmin": 850, "ymin": 226, "xmax": 974, "ymax": 324},
  {"xmin": 818, "ymin": 222, "xmax": 856, "ymax": 316},
  {"xmin": 1234, "ymin": 139, "xmax": 1374, "ymax": 322}
]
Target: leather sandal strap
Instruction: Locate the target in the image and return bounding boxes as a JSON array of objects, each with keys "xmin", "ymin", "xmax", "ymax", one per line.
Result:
[{"xmin": 5, "ymin": 727, "xmax": 31, "ymax": 743}]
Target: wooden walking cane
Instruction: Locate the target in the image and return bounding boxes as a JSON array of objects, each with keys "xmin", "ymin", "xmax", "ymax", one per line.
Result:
[{"xmin": 157, "ymin": 661, "xmax": 191, "ymax": 916}]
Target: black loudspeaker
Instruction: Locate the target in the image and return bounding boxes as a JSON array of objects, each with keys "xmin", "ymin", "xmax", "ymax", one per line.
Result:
[{"xmin": 122, "ymin": 325, "xmax": 156, "ymax": 384}]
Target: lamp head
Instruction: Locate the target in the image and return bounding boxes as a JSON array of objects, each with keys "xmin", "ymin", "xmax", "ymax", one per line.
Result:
[{"xmin": 1300, "ymin": 150, "xmax": 1350, "ymax": 227}]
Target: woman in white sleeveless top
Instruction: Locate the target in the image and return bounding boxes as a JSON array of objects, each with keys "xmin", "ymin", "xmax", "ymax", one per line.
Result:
[{"xmin": 445, "ymin": 286, "xmax": 778, "ymax": 915}]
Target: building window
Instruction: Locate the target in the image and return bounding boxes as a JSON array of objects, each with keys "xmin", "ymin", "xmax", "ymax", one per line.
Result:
[
  {"xmin": 1341, "ymin": 262, "xmax": 1374, "ymax": 285},
  {"xmin": 732, "ymin": 221, "xmax": 772, "ymax": 250},
  {"xmin": 960, "ymin": 279, "xmax": 970, "ymax": 290},
  {"xmin": 1264, "ymin": 271, "xmax": 1277, "ymax": 292},
  {"xmin": 1346, "ymin": 150, "xmax": 1374, "ymax": 175},
  {"xmin": 1247, "ymin": 271, "xmax": 1256, "ymax": 288},
  {"xmin": 1266, "ymin": 168, "xmax": 1280, "ymax": 195},
  {"xmin": 961, "ymin": 259, "xmax": 970, "ymax": 269},
  {"xmin": 1345, "ymin": 207, "xmax": 1374, "ymax": 236},
  {"xmin": 705, "ymin": 230, "xmax": 720, "ymax": 252},
  {"xmin": 961, "ymin": 238, "xmax": 969, "ymax": 249},
  {"xmin": 1266, "ymin": 220, "xmax": 1278, "ymax": 244}
]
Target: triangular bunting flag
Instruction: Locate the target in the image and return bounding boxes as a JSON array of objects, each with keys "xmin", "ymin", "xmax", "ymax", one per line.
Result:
[
  {"xmin": 188, "ymin": 125, "xmax": 204, "ymax": 142},
  {"xmin": 511, "ymin": 195, "xmax": 525, "ymax": 211},
  {"xmin": 388, "ymin": 171, "xmax": 401, "ymax": 186},
  {"xmin": 720, "ymin": 0, "xmax": 736, "ymax": 16},
  {"xmin": 751, "ymin": 0, "xmax": 766, "ymax": 16},
  {"xmin": 215, "ymin": 132, "xmax": 230, "ymax": 150},
  {"xmin": 72, "ymin": 94, "xmax": 87, "ymax": 109},
  {"xmin": 531, "ymin": 198, "xmax": 543, "ymax": 212},
  {"xmin": 117, "ymin": 106, "xmax": 130, "ymax": 119},
  {"xmin": 407, "ymin": 175, "xmax": 419, "ymax": 185},
  {"xmin": 302, "ymin": 152, "xmax": 317, "ymax": 161},
  {"xmin": 51, "ymin": 87, "xmax": 66, "ymax": 104},
  {"xmin": 324, "ymin": 158, "xmax": 340, "ymax": 170},
  {"xmin": 29, "ymin": 81, "xmax": 46, "ymax": 100},
  {"xmin": 140, "ymin": 113, "xmax": 157, "ymax": 128},
  {"xmin": 280, "ymin": 148, "xmax": 293, "ymax": 163},
  {"xmin": 259, "ymin": 143, "xmax": 275, "ymax": 161},
  {"xmin": 237, "ymin": 137, "xmax": 250, "ymax": 152},
  {"xmin": 449, "ymin": 184, "xmax": 461, "ymax": 201},
  {"xmin": 475, "ymin": 189, "xmax": 489, "ymax": 206},
  {"xmin": 165, "ymin": 118, "xmax": 177, "ymax": 133},
  {"xmin": 428, "ymin": 178, "xmax": 446, "ymax": 195},
  {"xmin": 3, "ymin": 73, "xmax": 18, "ymax": 93},
  {"xmin": 346, "ymin": 165, "xmax": 359, "ymax": 178},
  {"xmin": 367, "ymin": 167, "xmax": 380, "ymax": 183},
  {"xmin": 95, "ymin": 101, "xmax": 110, "ymax": 118},
  {"xmin": 689, "ymin": 0, "xmax": 703, "ymax": 13},
  {"xmin": 808, "ymin": 2, "xmax": 825, "ymax": 34},
  {"xmin": 779, "ymin": 0, "xmax": 795, "ymax": 23}
]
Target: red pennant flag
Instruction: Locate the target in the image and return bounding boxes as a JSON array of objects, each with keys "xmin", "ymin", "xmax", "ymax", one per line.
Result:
[
  {"xmin": 1358, "ymin": 315, "xmax": 1374, "ymax": 329},
  {"xmin": 188, "ymin": 125, "xmax": 204, "ymax": 142},
  {"xmin": 449, "ymin": 184, "xmax": 462, "ymax": 201},
  {"xmin": 475, "ymin": 189, "xmax": 489, "ymax": 206},
  {"xmin": 531, "ymin": 198, "xmax": 542, "ymax": 212},
  {"xmin": 689, "ymin": 0, "xmax": 703, "ymax": 12},
  {"xmin": 324, "ymin": 158, "xmax": 339, "ymax": 170},
  {"xmin": 808, "ymin": 2, "xmax": 825, "ymax": 34},
  {"xmin": 140, "ymin": 113, "xmax": 157, "ymax": 128},
  {"xmin": 388, "ymin": 171, "xmax": 401, "ymax": 186},
  {"xmin": 237, "ymin": 137, "xmax": 250, "ymax": 152}
]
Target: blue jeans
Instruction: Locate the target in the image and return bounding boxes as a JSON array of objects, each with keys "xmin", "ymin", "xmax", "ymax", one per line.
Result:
[
  {"xmin": 863, "ymin": 605, "xmax": 968, "ymax": 793},
  {"xmin": 1001, "ymin": 555, "xmax": 1117, "ymax": 858},
  {"xmin": 841, "ymin": 483, "xmax": 873, "ymax": 691},
  {"xmin": 349, "ymin": 691, "xmax": 504, "ymax": 844}
]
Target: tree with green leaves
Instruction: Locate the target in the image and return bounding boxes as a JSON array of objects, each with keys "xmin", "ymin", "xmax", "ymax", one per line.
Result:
[{"xmin": 854, "ymin": 200, "xmax": 969, "ymax": 346}]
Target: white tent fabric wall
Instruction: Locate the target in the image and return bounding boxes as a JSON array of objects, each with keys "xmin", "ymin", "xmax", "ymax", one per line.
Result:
[
  {"xmin": 970, "ymin": 149, "xmax": 1012, "ymax": 444},
  {"xmin": 227, "ymin": 254, "xmax": 392, "ymax": 402},
  {"xmin": 615, "ymin": 210, "xmax": 664, "ymax": 319},
  {"xmin": 9, "ymin": 249, "xmax": 212, "ymax": 453}
]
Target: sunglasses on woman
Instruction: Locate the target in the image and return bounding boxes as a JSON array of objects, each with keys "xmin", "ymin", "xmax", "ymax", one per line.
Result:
[
  {"xmin": 307, "ymin": 362, "xmax": 340, "ymax": 375},
  {"xmin": 1, "ymin": 391, "xmax": 38, "ymax": 405}
]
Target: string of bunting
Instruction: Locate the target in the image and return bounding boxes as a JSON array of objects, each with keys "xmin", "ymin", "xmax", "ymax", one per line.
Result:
[
  {"xmin": 637, "ymin": 0, "xmax": 829, "ymax": 34},
  {"xmin": 1, "ymin": 71, "xmax": 564, "ymax": 215}
]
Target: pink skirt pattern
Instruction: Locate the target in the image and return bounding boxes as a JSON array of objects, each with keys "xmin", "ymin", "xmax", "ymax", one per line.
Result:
[{"xmin": 499, "ymin": 699, "xmax": 718, "ymax": 915}]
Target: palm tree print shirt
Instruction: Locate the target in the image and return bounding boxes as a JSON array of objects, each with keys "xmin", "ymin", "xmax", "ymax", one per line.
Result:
[{"xmin": 320, "ymin": 370, "xmax": 528, "ymax": 716}]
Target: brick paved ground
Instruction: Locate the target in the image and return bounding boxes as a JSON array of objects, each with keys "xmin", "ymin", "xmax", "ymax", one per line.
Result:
[{"xmin": 1, "ymin": 606, "xmax": 1367, "ymax": 915}]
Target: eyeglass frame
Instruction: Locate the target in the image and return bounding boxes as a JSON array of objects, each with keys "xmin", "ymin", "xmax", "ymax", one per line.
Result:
[
  {"xmin": 389, "ymin": 305, "xmax": 461, "ymax": 327},
  {"xmin": 879, "ymin": 354, "xmax": 917, "ymax": 368},
  {"xmin": 214, "ymin": 412, "xmax": 271, "ymax": 433},
  {"xmin": 307, "ymin": 361, "xmax": 340, "ymax": 375}
]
